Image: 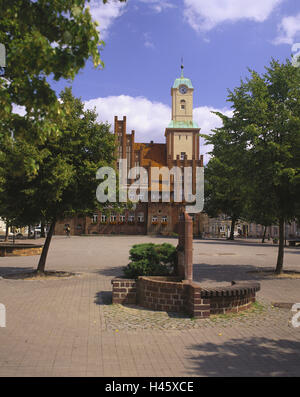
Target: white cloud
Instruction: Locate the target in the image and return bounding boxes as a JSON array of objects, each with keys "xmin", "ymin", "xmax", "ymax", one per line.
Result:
[
  {"xmin": 85, "ymin": 95, "xmax": 170, "ymax": 142},
  {"xmin": 88, "ymin": 0, "xmax": 127, "ymax": 39},
  {"xmin": 194, "ymin": 106, "xmax": 233, "ymax": 164},
  {"xmin": 183, "ymin": 0, "xmax": 283, "ymax": 32},
  {"xmin": 143, "ymin": 32, "xmax": 155, "ymax": 49},
  {"xmin": 84, "ymin": 95, "xmax": 231, "ymax": 164},
  {"xmin": 138, "ymin": 0, "xmax": 175, "ymax": 14},
  {"xmin": 273, "ymin": 13, "xmax": 300, "ymax": 45}
]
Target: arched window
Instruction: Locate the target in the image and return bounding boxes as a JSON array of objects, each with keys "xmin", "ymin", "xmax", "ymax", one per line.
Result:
[{"xmin": 180, "ymin": 99, "xmax": 186, "ymax": 110}]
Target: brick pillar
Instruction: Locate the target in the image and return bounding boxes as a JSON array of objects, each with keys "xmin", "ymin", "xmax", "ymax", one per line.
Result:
[{"xmin": 177, "ymin": 211, "xmax": 193, "ymax": 281}]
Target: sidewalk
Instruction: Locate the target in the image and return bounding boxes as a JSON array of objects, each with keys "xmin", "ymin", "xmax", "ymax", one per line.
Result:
[{"xmin": 0, "ymin": 236, "xmax": 299, "ymax": 376}]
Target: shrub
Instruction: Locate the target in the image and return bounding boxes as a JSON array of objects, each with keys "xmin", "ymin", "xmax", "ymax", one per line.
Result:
[{"xmin": 123, "ymin": 243, "xmax": 177, "ymax": 279}]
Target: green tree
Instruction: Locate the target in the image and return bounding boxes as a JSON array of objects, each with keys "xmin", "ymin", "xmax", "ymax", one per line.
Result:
[
  {"xmin": 215, "ymin": 59, "xmax": 300, "ymax": 273},
  {"xmin": 0, "ymin": 88, "xmax": 117, "ymax": 272},
  {"xmin": 0, "ymin": 0, "xmax": 126, "ymax": 172},
  {"xmin": 202, "ymin": 117, "xmax": 248, "ymax": 240}
]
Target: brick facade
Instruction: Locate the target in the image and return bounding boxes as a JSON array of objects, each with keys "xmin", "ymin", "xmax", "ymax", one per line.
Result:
[{"xmin": 55, "ymin": 89, "xmax": 204, "ymax": 237}]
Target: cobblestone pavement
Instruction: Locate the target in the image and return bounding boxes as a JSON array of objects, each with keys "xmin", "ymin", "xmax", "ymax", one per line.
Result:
[
  {"xmin": 102, "ymin": 298, "xmax": 291, "ymax": 331},
  {"xmin": 0, "ymin": 236, "xmax": 299, "ymax": 377}
]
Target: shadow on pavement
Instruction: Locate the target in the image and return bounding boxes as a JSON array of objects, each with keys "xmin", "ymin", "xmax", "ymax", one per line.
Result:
[
  {"xmin": 95, "ymin": 267, "xmax": 123, "ymax": 277},
  {"xmin": 0, "ymin": 266, "xmax": 35, "ymax": 276},
  {"xmin": 193, "ymin": 263, "xmax": 273, "ymax": 284},
  {"xmin": 195, "ymin": 239, "xmax": 279, "ymax": 248},
  {"xmin": 94, "ymin": 291, "xmax": 112, "ymax": 305},
  {"xmin": 187, "ymin": 337, "xmax": 300, "ymax": 376}
]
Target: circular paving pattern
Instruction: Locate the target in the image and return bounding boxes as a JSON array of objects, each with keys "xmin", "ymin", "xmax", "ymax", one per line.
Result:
[{"xmin": 102, "ymin": 298, "xmax": 293, "ymax": 331}]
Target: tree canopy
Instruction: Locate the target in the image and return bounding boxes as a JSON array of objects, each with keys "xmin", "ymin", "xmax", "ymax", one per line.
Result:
[
  {"xmin": 203, "ymin": 59, "xmax": 300, "ymax": 272},
  {"xmin": 0, "ymin": 88, "xmax": 117, "ymax": 271}
]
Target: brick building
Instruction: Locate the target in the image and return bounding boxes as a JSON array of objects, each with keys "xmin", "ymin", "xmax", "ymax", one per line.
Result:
[{"xmin": 55, "ymin": 69, "xmax": 204, "ymax": 236}]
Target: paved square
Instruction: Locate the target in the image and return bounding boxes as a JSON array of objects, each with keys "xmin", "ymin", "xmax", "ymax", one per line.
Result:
[{"xmin": 0, "ymin": 236, "xmax": 299, "ymax": 376}]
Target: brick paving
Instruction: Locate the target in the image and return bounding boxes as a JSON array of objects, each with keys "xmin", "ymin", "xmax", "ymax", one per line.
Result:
[{"xmin": 0, "ymin": 235, "xmax": 299, "ymax": 377}]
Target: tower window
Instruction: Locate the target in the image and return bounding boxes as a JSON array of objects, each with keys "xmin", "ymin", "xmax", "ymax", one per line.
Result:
[{"xmin": 180, "ymin": 99, "xmax": 186, "ymax": 110}]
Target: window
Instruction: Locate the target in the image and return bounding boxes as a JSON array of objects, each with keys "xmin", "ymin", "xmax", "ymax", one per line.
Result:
[
  {"xmin": 128, "ymin": 214, "xmax": 135, "ymax": 222},
  {"xmin": 110, "ymin": 215, "xmax": 117, "ymax": 222},
  {"xmin": 119, "ymin": 215, "xmax": 125, "ymax": 222},
  {"xmin": 180, "ymin": 99, "xmax": 186, "ymax": 110},
  {"xmin": 162, "ymin": 216, "xmax": 168, "ymax": 223},
  {"xmin": 137, "ymin": 213, "xmax": 144, "ymax": 222},
  {"xmin": 180, "ymin": 152, "xmax": 186, "ymax": 160},
  {"xmin": 129, "ymin": 192, "xmax": 136, "ymax": 200},
  {"xmin": 91, "ymin": 214, "xmax": 98, "ymax": 223},
  {"xmin": 101, "ymin": 214, "xmax": 107, "ymax": 223},
  {"xmin": 152, "ymin": 216, "xmax": 158, "ymax": 223}
]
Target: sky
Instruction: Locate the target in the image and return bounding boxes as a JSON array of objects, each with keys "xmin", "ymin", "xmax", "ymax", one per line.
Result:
[{"xmin": 49, "ymin": 0, "xmax": 300, "ymax": 163}]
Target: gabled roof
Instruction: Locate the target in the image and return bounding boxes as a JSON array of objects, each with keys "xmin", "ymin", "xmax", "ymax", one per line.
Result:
[{"xmin": 134, "ymin": 142, "xmax": 167, "ymax": 168}]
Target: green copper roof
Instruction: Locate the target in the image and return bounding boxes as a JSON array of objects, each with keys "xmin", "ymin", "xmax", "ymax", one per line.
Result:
[
  {"xmin": 167, "ymin": 120, "xmax": 199, "ymax": 129},
  {"xmin": 172, "ymin": 77, "xmax": 193, "ymax": 89}
]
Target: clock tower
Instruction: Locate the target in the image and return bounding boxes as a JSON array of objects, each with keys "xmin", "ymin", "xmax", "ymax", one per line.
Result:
[
  {"xmin": 171, "ymin": 65, "xmax": 193, "ymax": 123},
  {"xmin": 165, "ymin": 64, "xmax": 200, "ymax": 162}
]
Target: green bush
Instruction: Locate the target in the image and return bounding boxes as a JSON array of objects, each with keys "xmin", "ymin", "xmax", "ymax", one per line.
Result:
[{"xmin": 123, "ymin": 243, "xmax": 177, "ymax": 279}]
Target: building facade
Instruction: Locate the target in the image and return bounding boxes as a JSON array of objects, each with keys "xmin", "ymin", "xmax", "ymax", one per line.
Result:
[
  {"xmin": 198, "ymin": 214, "xmax": 300, "ymax": 239},
  {"xmin": 55, "ymin": 69, "xmax": 204, "ymax": 236}
]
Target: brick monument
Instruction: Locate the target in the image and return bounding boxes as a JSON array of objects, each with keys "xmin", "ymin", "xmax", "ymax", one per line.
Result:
[
  {"xmin": 112, "ymin": 210, "xmax": 261, "ymax": 318},
  {"xmin": 176, "ymin": 211, "xmax": 193, "ymax": 281}
]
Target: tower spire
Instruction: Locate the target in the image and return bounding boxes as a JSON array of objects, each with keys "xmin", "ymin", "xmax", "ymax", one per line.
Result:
[{"xmin": 181, "ymin": 57, "xmax": 184, "ymax": 78}]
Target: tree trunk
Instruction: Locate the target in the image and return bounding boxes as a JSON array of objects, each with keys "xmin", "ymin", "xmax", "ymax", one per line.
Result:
[
  {"xmin": 37, "ymin": 219, "xmax": 56, "ymax": 274},
  {"xmin": 27, "ymin": 225, "xmax": 31, "ymax": 239},
  {"xmin": 261, "ymin": 225, "xmax": 267, "ymax": 243},
  {"xmin": 4, "ymin": 222, "xmax": 9, "ymax": 242},
  {"xmin": 41, "ymin": 221, "xmax": 46, "ymax": 238},
  {"xmin": 275, "ymin": 218, "xmax": 285, "ymax": 274},
  {"xmin": 228, "ymin": 217, "xmax": 236, "ymax": 240}
]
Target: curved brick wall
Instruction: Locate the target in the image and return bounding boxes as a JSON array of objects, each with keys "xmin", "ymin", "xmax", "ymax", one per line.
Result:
[
  {"xmin": 201, "ymin": 282, "xmax": 260, "ymax": 315},
  {"xmin": 112, "ymin": 279, "xmax": 137, "ymax": 304},
  {"xmin": 112, "ymin": 277, "xmax": 260, "ymax": 319},
  {"xmin": 0, "ymin": 244, "xmax": 43, "ymax": 257},
  {"xmin": 137, "ymin": 276, "xmax": 188, "ymax": 314}
]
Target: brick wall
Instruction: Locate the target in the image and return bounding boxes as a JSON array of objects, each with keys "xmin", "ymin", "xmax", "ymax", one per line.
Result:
[
  {"xmin": 137, "ymin": 276, "xmax": 188, "ymax": 313},
  {"xmin": 186, "ymin": 282, "xmax": 210, "ymax": 318},
  {"xmin": 111, "ymin": 276, "xmax": 260, "ymax": 319},
  {"xmin": 111, "ymin": 278, "xmax": 137, "ymax": 304},
  {"xmin": 203, "ymin": 282, "xmax": 258, "ymax": 315}
]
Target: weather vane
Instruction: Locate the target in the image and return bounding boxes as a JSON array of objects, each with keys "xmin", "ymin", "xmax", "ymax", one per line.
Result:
[{"xmin": 181, "ymin": 57, "xmax": 184, "ymax": 77}]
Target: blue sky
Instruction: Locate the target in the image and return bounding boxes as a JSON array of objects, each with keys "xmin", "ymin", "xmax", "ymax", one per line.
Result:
[{"xmin": 50, "ymin": 0, "xmax": 300, "ymax": 162}]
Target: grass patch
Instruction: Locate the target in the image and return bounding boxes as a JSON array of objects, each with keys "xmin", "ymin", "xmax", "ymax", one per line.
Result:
[{"xmin": 209, "ymin": 300, "xmax": 266, "ymax": 322}]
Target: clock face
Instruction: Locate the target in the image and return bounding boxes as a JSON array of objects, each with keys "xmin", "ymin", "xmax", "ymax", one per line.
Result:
[{"xmin": 179, "ymin": 85, "xmax": 188, "ymax": 94}]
